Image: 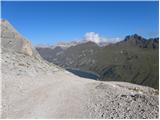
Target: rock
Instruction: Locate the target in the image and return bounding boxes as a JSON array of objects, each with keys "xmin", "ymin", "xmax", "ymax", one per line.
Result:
[{"xmin": 1, "ymin": 19, "xmax": 34, "ymax": 56}]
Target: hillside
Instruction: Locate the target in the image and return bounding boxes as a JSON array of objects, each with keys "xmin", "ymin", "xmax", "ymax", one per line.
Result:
[
  {"xmin": 36, "ymin": 34, "xmax": 159, "ymax": 89},
  {"xmin": 1, "ymin": 19, "xmax": 159, "ymax": 119}
]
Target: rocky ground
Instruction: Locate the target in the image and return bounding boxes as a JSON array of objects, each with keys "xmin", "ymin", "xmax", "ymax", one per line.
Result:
[
  {"xmin": 1, "ymin": 19, "xmax": 159, "ymax": 119},
  {"xmin": 1, "ymin": 49, "xmax": 159, "ymax": 119}
]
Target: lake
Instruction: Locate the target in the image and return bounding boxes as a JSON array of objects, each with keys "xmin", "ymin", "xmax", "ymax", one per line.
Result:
[{"xmin": 66, "ymin": 68, "xmax": 100, "ymax": 80}]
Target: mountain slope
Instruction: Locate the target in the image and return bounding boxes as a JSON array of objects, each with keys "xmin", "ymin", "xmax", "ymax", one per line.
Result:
[
  {"xmin": 1, "ymin": 19, "xmax": 159, "ymax": 119},
  {"xmin": 37, "ymin": 41, "xmax": 100, "ymax": 69},
  {"xmin": 97, "ymin": 37, "xmax": 159, "ymax": 89},
  {"xmin": 36, "ymin": 34, "xmax": 159, "ymax": 89}
]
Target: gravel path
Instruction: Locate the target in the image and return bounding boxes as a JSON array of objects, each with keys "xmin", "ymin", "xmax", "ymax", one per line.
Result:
[{"xmin": 1, "ymin": 52, "xmax": 159, "ymax": 118}]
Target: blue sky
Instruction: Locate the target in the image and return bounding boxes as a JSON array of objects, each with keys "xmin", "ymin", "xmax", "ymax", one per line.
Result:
[{"xmin": 1, "ymin": 1, "xmax": 159, "ymax": 45}]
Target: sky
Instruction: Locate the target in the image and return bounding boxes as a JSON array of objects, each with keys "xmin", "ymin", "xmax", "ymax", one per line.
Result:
[{"xmin": 1, "ymin": 1, "xmax": 159, "ymax": 45}]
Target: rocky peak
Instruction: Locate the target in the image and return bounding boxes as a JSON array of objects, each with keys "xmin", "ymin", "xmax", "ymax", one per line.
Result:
[
  {"xmin": 124, "ymin": 34, "xmax": 145, "ymax": 42},
  {"xmin": 1, "ymin": 19, "xmax": 34, "ymax": 56},
  {"xmin": 122, "ymin": 34, "xmax": 146, "ymax": 47}
]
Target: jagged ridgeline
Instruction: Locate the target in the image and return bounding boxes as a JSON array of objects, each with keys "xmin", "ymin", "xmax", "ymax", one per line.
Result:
[{"xmin": 36, "ymin": 34, "xmax": 159, "ymax": 89}]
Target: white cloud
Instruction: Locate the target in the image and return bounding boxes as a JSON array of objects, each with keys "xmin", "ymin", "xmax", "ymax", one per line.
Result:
[
  {"xmin": 84, "ymin": 32, "xmax": 101, "ymax": 44},
  {"xmin": 84, "ymin": 32, "xmax": 123, "ymax": 44}
]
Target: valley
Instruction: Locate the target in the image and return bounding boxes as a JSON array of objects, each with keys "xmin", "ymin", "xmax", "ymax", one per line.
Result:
[{"xmin": 36, "ymin": 34, "xmax": 159, "ymax": 89}]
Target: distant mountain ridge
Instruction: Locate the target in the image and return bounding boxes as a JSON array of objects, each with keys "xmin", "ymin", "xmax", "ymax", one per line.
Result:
[
  {"xmin": 36, "ymin": 40, "xmax": 109, "ymax": 50},
  {"xmin": 36, "ymin": 34, "xmax": 159, "ymax": 89},
  {"xmin": 119, "ymin": 34, "xmax": 158, "ymax": 48}
]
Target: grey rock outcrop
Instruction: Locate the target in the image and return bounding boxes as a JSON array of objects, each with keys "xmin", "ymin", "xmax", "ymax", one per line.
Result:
[{"xmin": 1, "ymin": 19, "xmax": 41, "ymax": 58}]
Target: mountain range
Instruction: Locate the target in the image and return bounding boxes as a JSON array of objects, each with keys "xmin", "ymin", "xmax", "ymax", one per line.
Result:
[{"xmin": 36, "ymin": 34, "xmax": 159, "ymax": 89}]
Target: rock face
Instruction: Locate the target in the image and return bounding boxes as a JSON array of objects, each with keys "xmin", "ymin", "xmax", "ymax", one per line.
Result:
[
  {"xmin": 1, "ymin": 20, "xmax": 159, "ymax": 119},
  {"xmin": 1, "ymin": 19, "xmax": 39, "ymax": 57}
]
